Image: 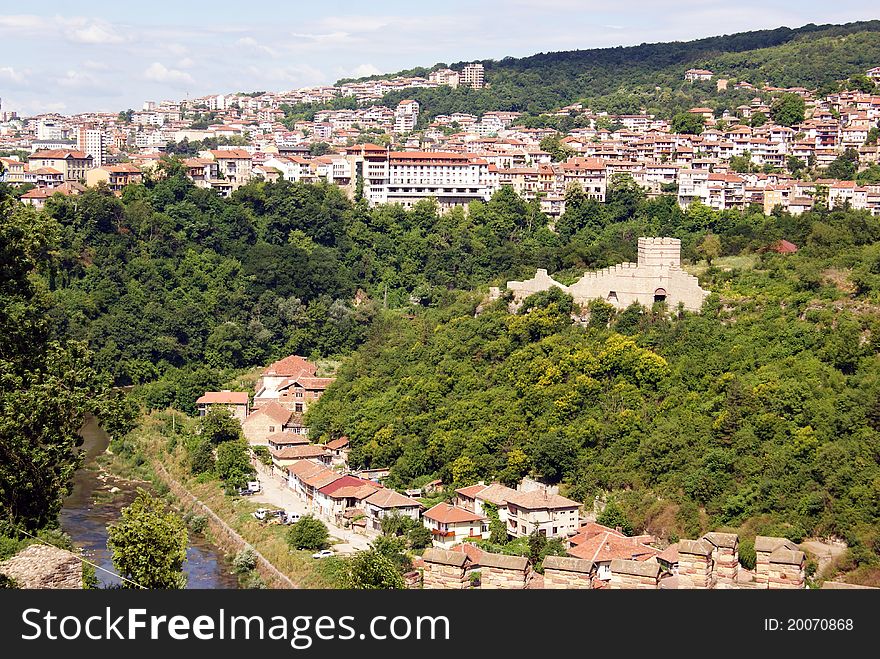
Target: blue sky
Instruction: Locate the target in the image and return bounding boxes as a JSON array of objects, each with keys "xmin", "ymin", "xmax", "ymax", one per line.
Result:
[{"xmin": 1, "ymin": 1, "xmax": 877, "ymax": 115}]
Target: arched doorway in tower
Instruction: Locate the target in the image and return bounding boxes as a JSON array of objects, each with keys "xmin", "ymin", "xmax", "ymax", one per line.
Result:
[{"xmin": 654, "ymin": 288, "xmax": 667, "ymax": 303}]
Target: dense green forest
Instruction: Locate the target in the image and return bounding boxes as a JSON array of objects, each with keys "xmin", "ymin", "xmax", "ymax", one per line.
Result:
[
  {"xmin": 5, "ymin": 161, "xmax": 880, "ymax": 575},
  {"xmin": 304, "ymin": 195, "xmax": 880, "ymax": 573},
  {"xmin": 339, "ymin": 21, "xmax": 880, "ymax": 121}
]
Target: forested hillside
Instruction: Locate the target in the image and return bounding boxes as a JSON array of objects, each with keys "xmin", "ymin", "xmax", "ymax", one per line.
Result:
[
  {"xmin": 305, "ymin": 197, "xmax": 880, "ymax": 575},
  {"xmin": 351, "ymin": 21, "xmax": 880, "ymax": 120},
  {"xmin": 16, "ymin": 164, "xmax": 880, "ymax": 576}
]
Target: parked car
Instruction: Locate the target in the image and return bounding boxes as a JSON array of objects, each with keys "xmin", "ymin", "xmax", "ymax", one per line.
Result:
[
  {"xmin": 251, "ymin": 508, "xmax": 272, "ymax": 521},
  {"xmin": 312, "ymin": 549, "xmax": 334, "ymax": 559},
  {"xmin": 283, "ymin": 512, "xmax": 301, "ymax": 525},
  {"xmin": 238, "ymin": 486, "xmax": 255, "ymax": 496},
  {"xmin": 246, "ymin": 480, "xmax": 262, "ymax": 493}
]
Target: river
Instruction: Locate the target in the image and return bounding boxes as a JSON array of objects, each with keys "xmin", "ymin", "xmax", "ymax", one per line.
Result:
[{"xmin": 60, "ymin": 416, "xmax": 239, "ymax": 589}]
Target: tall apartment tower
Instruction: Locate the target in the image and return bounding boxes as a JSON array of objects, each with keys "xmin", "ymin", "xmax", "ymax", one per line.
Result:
[
  {"xmin": 78, "ymin": 125, "xmax": 107, "ymax": 167},
  {"xmin": 460, "ymin": 63, "xmax": 485, "ymax": 89},
  {"xmin": 393, "ymin": 99, "xmax": 420, "ymax": 133}
]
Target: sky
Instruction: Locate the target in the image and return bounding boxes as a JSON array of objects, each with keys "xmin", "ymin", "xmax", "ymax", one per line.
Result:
[{"xmin": 1, "ymin": 1, "xmax": 877, "ymax": 116}]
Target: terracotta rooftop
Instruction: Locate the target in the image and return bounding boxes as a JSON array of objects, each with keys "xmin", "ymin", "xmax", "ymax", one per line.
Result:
[
  {"xmin": 423, "ymin": 503, "xmax": 485, "ymax": 525},
  {"xmin": 196, "ymin": 391, "xmax": 248, "ymax": 406},
  {"xmin": 364, "ymin": 488, "xmax": 422, "ymax": 509},
  {"xmin": 262, "ymin": 355, "xmax": 317, "ymax": 378},
  {"xmin": 567, "ymin": 531, "xmax": 659, "ymax": 563}
]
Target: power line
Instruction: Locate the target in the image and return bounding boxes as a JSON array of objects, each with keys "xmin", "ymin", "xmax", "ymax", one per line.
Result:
[{"xmin": 13, "ymin": 527, "xmax": 146, "ymax": 589}]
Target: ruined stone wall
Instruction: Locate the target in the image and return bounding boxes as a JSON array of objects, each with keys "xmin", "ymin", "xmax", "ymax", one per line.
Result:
[
  {"xmin": 609, "ymin": 559, "xmax": 660, "ymax": 589},
  {"xmin": 422, "ymin": 562, "xmax": 468, "ymax": 589},
  {"xmin": 504, "ymin": 238, "xmax": 710, "ymax": 313},
  {"xmin": 543, "ymin": 568, "xmax": 593, "ymax": 589},
  {"xmin": 677, "ymin": 539, "xmax": 714, "ymax": 588},
  {"xmin": 480, "ymin": 564, "xmax": 529, "ymax": 589},
  {"xmin": 0, "ymin": 544, "xmax": 82, "ymax": 589}
]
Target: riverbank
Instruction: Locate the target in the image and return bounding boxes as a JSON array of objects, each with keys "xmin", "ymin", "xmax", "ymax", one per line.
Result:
[
  {"xmin": 106, "ymin": 411, "xmax": 344, "ymax": 589},
  {"xmin": 62, "ymin": 416, "xmax": 239, "ymax": 589}
]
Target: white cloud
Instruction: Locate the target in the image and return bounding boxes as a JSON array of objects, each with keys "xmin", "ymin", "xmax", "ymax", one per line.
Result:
[
  {"xmin": 69, "ymin": 22, "xmax": 125, "ymax": 44},
  {"xmin": 290, "ymin": 31, "xmax": 351, "ymax": 42},
  {"xmin": 143, "ymin": 62, "xmax": 194, "ymax": 86},
  {"xmin": 82, "ymin": 59, "xmax": 110, "ymax": 70},
  {"xmin": 236, "ymin": 36, "xmax": 279, "ymax": 57},
  {"xmin": 343, "ymin": 63, "xmax": 383, "ymax": 78},
  {"xmin": 178, "ymin": 57, "xmax": 195, "ymax": 68},
  {"xmin": 0, "ymin": 66, "xmax": 27, "ymax": 84}
]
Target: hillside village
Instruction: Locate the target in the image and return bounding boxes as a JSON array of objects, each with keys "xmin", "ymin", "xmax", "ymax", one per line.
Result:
[
  {"xmin": 188, "ymin": 352, "xmax": 866, "ymax": 590},
  {"xmin": 2, "ymin": 62, "xmax": 880, "ymax": 216}
]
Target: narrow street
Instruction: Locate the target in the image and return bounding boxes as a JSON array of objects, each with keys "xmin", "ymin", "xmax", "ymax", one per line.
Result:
[{"xmin": 249, "ymin": 461, "xmax": 372, "ymax": 553}]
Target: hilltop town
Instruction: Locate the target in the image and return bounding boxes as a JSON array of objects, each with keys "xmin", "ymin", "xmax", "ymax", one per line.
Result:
[{"xmin": 2, "ymin": 61, "xmax": 880, "ymax": 215}]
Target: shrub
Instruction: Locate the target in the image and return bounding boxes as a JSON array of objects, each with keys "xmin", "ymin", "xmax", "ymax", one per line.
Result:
[
  {"xmin": 287, "ymin": 515, "xmax": 329, "ymax": 551},
  {"xmin": 233, "ymin": 547, "xmax": 258, "ymax": 574}
]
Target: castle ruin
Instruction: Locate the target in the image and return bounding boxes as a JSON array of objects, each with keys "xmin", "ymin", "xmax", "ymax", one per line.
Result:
[{"xmin": 504, "ymin": 237, "xmax": 710, "ymax": 312}]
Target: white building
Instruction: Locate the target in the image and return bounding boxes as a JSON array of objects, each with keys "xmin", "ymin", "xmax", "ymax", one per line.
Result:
[
  {"xmin": 393, "ymin": 99, "xmax": 420, "ymax": 133},
  {"xmin": 460, "ymin": 63, "xmax": 485, "ymax": 89}
]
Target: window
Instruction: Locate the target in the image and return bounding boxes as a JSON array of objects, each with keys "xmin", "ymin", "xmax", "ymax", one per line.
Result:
[
  {"xmin": 295, "ymin": 403, "xmax": 304, "ymax": 413},
  {"xmin": 268, "ymin": 426, "xmax": 275, "ymax": 433}
]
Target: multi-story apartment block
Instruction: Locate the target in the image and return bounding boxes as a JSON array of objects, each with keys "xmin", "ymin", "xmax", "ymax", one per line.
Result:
[
  {"xmin": 28, "ymin": 149, "xmax": 93, "ymax": 182},
  {"xmin": 460, "ymin": 63, "xmax": 485, "ymax": 89},
  {"xmin": 393, "ymin": 99, "xmax": 419, "ymax": 133}
]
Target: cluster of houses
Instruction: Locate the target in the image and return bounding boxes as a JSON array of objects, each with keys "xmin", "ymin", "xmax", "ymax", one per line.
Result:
[
  {"xmin": 193, "ymin": 354, "xmax": 854, "ymax": 591},
  {"xmin": 420, "ymin": 527, "xmax": 814, "ymax": 590},
  {"xmin": 3, "ymin": 66, "xmax": 879, "ymax": 216}
]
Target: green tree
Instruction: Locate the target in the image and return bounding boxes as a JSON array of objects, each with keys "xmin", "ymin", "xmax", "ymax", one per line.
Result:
[
  {"xmin": 199, "ymin": 407, "xmax": 242, "ymax": 444},
  {"xmin": 0, "ymin": 201, "xmax": 109, "ymax": 531},
  {"xmin": 826, "ymin": 148, "xmax": 859, "ymax": 181},
  {"xmin": 188, "ymin": 437, "xmax": 215, "ymax": 474},
  {"xmin": 786, "ymin": 155, "xmax": 806, "ymax": 176},
  {"xmin": 597, "ymin": 500, "xmax": 634, "ymax": 536},
  {"xmin": 215, "ymin": 439, "xmax": 254, "ymax": 488},
  {"xmin": 770, "ymin": 93, "xmax": 806, "ymax": 127},
  {"xmin": 671, "ymin": 112, "xmax": 705, "ymax": 135},
  {"xmin": 344, "ymin": 548, "xmax": 406, "ymax": 589},
  {"xmin": 286, "ymin": 515, "xmax": 329, "ymax": 550},
  {"xmin": 847, "ymin": 74, "xmax": 875, "ymax": 93},
  {"xmin": 107, "ymin": 490, "xmax": 188, "ymax": 589},
  {"xmin": 539, "ymin": 134, "xmax": 575, "ymax": 162},
  {"xmin": 749, "ymin": 111, "xmax": 767, "ymax": 127},
  {"xmin": 697, "ymin": 232, "xmax": 722, "ymax": 265}
]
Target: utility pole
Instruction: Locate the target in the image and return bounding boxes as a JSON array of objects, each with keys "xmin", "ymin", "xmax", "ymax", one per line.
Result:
[{"xmin": 383, "ymin": 283, "xmax": 388, "ymax": 309}]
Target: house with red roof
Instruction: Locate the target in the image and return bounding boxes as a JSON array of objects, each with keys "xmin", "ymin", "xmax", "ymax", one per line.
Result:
[
  {"xmin": 315, "ymin": 475, "xmax": 378, "ymax": 522},
  {"xmin": 505, "ymin": 489, "xmax": 581, "ymax": 540},
  {"xmin": 422, "ymin": 503, "xmax": 489, "ymax": 549},
  {"xmin": 253, "ymin": 355, "xmax": 318, "ymax": 408},
  {"xmin": 566, "ymin": 525, "xmax": 660, "ymax": 583},
  {"xmin": 276, "ymin": 375, "xmax": 334, "ymax": 414},
  {"xmin": 195, "ymin": 390, "xmax": 249, "ymax": 422},
  {"xmin": 268, "ymin": 443, "xmax": 330, "ymax": 472},
  {"xmin": 241, "ymin": 401, "xmax": 296, "ymax": 445},
  {"xmin": 363, "ymin": 488, "xmax": 422, "ymax": 533}
]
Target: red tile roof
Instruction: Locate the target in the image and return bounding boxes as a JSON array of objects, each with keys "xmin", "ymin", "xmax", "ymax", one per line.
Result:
[
  {"xmin": 325, "ymin": 437, "xmax": 350, "ymax": 451},
  {"xmin": 246, "ymin": 401, "xmax": 291, "ymax": 425},
  {"xmin": 262, "ymin": 355, "xmax": 317, "ymax": 378},
  {"xmin": 567, "ymin": 531, "xmax": 659, "ymax": 563},
  {"xmin": 423, "ymin": 503, "xmax": 485, "ymax": 524},
  {"xmin": 270, "ymin": 444, "xmax": 327, "ymax": 460},
  {"xmin": 364, "ymin": 488, "xmax": 422, "ymax": 509},
  {"xmin": 196, "ymin": 391, "xmax": 248, "ymax": 405}
]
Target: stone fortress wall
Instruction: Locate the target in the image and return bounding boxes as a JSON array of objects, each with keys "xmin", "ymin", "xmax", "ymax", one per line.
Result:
[{"xmin": 504, "ymin": 237, "xmax": 710, "ymax": 312}]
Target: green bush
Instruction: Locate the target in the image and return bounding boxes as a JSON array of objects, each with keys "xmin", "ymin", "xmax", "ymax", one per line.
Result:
[{"xmin": 286, "ymin": 515, "xmax": 329, "ymax": 551}]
